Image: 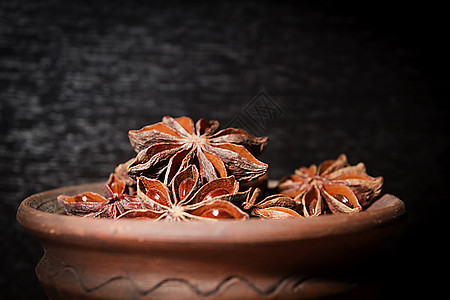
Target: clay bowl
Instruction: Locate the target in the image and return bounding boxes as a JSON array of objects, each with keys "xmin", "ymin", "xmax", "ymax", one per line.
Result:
[{"xmin": 17, "ymin": 182, "xmax": 406, "ymax": 299}]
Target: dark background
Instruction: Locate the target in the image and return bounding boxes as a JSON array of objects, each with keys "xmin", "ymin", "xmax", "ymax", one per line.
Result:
[{"xmin": 1, "ymin": 0, "xmax": 448, "ymax": 299}]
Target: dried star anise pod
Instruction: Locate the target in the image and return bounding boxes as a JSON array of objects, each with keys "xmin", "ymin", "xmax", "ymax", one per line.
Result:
[
  {"xmin": 114, "ymin": 159, "xmax": 137, "ymax": 193},
  {"xmin": 127, "ymin": 116, "xmax": 269, "ymax": 185},
  {"xmin": 57, "ymin": 173, "xmax": 143, "ymax": 218},
  {"xmin": 278, "ymin": 154, "xmax": 383, "ymax": 216},
  {"xmin": 119, "ymin": 165, "xmax": 249, "ymax": 221},
  {"xmin": 240, "ymin": 188, "xmax": 302, "ymax": 219}
]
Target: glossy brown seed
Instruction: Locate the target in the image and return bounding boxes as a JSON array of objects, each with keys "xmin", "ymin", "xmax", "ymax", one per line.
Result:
[
  {"xmin": 199, "ymin": 208, "xmax": 234, "ymax": 219},
  {"xmin": 178, "ymin": 178, "xmax": 195, "ymax": 202}
]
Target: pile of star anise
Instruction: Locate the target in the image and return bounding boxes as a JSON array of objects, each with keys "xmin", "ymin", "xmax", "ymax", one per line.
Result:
[{"xmin": 58, "ymin": 116, "xmax": 383, "ymax": 221}]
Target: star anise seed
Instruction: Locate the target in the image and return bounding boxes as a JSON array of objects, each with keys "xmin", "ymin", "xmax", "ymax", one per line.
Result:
[
  {"xmin": 57, "ymin": 173, "xmax": 143, "ymax": 218},
  {"xmin": 119, "ymin": 165, "xmax": 249, "ymax": 221},
  {"xmin": 278, "ymin": 154, "xmax": 383, "ymax": 216},
  {"xmin": 114, "ymin": 159, "xmax": 137, "ymax": 193},
  {"xmin": 239, "ymin": 188, "xmax": 302, "ymax": 219},
  {"xmin": 127, "ymin": 116, "xmax": 269, "ymax": 185}
]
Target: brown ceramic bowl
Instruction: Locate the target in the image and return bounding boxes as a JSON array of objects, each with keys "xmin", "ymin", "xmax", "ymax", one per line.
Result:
[{"xmin": 17, "ymin": 182, "xmax": 406, "ymax": 299}]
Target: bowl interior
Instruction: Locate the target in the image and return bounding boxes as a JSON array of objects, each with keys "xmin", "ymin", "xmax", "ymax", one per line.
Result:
[{"xmin": 17, "ymin": 182, "xmax": 406, "ymax": 246}]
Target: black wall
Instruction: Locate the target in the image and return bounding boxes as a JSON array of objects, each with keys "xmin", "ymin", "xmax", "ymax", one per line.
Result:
[{"xmin": 1, "ymin": 1, "xmax": 448, "ymax": 298}]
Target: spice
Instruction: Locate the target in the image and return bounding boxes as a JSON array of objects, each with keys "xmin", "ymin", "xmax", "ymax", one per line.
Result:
[
  {"xmin": 278, "ymin": 154, "xmax": 383, "ymax": 216},
  {"xmin": 240, "ymin": 188, "xmax": 302, "ymax": 219},
  {"xmin": 57, "ymin": 115, "xmax": 385, "ymax": 221},
  {"xmin": 119, "ymin": 165, "xmax": 249, "ymax": 221},
  {"xmin": 57, "ymin": 174, "xmax": 143, "ymax": 218},
  {"xmin": 127, "ymin": 116, "xmax": 268, "ymax": 184}
]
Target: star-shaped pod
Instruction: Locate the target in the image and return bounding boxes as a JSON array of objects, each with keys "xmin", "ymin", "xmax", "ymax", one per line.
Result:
[
  {"xmin": 278, "ymin": 154, "xmax": 383, "ymax": 216},
  {"xmin": 119, "ymin": 165, "xmax": 249, "ymax": 221},
  {"xmin": 240, "ymin": 188, "xmax": 302, "ymax": 219},
  {"xmin": 57, "ymin": 173, "xmax": 143, "ymax": 218},
  {"xmin": 127, "ymin": 116, "xmax": 269, "ymax": 185}
]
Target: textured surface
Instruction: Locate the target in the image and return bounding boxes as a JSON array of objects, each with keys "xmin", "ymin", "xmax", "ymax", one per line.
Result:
[{"xmin": 1, "ymin": 0, "xmax": 448, "ymax": 299}]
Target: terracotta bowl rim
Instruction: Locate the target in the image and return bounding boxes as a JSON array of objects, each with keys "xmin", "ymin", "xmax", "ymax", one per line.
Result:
[{"xmin": 17, "ymin": 182, "xmax": 406, "ymax": 247}]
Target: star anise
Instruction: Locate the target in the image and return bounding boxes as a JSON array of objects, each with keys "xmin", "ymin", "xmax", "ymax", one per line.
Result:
[
  {"xmin": 57, "ymin": 173, "xmax": 143, "ymax": 218},
  {"xmin": 114, "ymin": 159, "xmax": 137, "ymax": 193},
  {"xmin": 119, "ymin": 165, "xmax": 249, "ymax": 221},
  {"xmin": 278, "ymin": 154, "xmax": 383, "ymax": 216},
  {"xmin": 240, "ymin": 188, "xmax": 302, "ymax": 219},
  {"xmin": 127, "ymin": 116, "xmax": 269, "ymax": 185}
]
